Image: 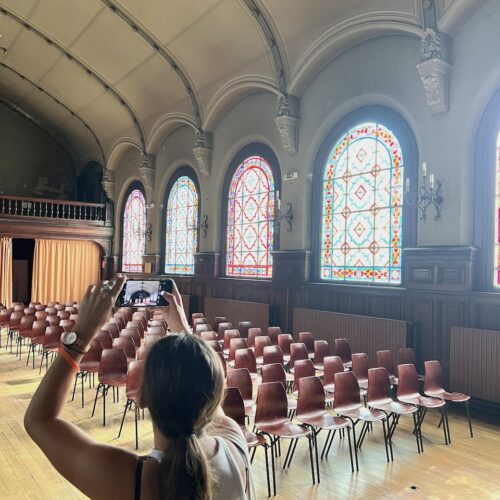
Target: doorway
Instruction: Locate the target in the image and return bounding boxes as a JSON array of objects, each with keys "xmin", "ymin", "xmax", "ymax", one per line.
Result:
[{"xmin": 12, "ymin": 239, "xmax": 35, "ymax": 304}]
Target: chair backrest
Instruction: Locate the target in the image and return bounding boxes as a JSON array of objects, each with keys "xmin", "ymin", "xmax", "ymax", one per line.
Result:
[
  {"xmin": 45, "ymin": 307, "xmax": 57, "ymax": 315},
  {"xmin": 9, "ymin": 311, "xmax": 23, "ymax": 327},
  {"xmin": 144, "ymin": 334, "xmax": 162, "ymax": 348},
  {"xmin": 60, "ymin": 319, "xmax": 76, "ymax": 332},
  {"xmin": 247, "ymin": 327, "xmax": 263, "ymax": 348},
  {"xmin": 254, "ymin": 336, "xmax": 272, "ymax": 358},
  {"xmin": 136, "ymin": 346, "xmax": 149, "ymax": 361},
  {"xmin": 24, "ymin": 307, "xmax": 36, "ymax": 316},
  {"xmin": 200, "ymin": 331, "xmax": 218, "ymax": 341},
  {"xmin": 223, "ymin": 387, "xmax": 246, "ymax": 427},
  {"xmin": 112, "ymin": 337, "xmax": 136, "ymax": 360},
  {"xmin": 226, "ymin": 368, "xmax": 253, "ymax": 400},
  {"xmin": 127, "ymin": 321, "xmax": 145, "ymax": 337},
  {"xmin": 213, "ymin": 316, "xmax": 228, "ymax": 333},
  {"xmin": 261, "ymin": 363, "xmax": 286, "ymax": 385},
  {"xmin": 423, "ymin": 360, "xmax": 445, "ymax": 394},
  {"xmin": 299, "ymin": 332, "xmax": 315, "ymax": 353},
  {"xmin": 32, "ymin": 320, "xmax": 48, "ymax": 337},
  {"xmin": 255, "ymin": 382, "xmax": 288, "ymax": 425},
  {"xmin": 207, "ymin": 340, "xmax": 222, "ymax": 352},
  {"xmin": 0, "ymin": 309, "xmax": 11, "ymax": 323},
  {"xmin": 103, "ymin": 323, "xmax": 120, "ymax": 339},
  {"xmin": 234, "ymin": 348, "xmax": 257, "ymax": 374},
  {"xmin": 57, "ymin": 310, "xmax": 71, "ymax": 320},
  {"xmin": 293, "ymin": 359, "xmax": 316, "ymax": 392},
  {"xmin": 81, "ymin": 339, "xmax": 103, "ymax": 365},
  {"xmin": 193, "ymin": 317, "xmax": 209, "ymax": 328},
  {"xmin": 55, "ymin": 304, "xmax": 65, "ymax": 311},
  {"xmin": 98, "ymin": 348, "xmax": 128, "ymax": 378},
  {"xmin": 35, "ymin": 311, "xmax": 48, "ymax": 320},
  {"xmin": 352, "ymin": 353, "xmax": 369, "ymax": 383},
  {"xmin": 333, "ymin": 371, "xmax": 361, "ymax": 410},
  {"xmin": 35, "ymin": 304, "xmax": 46, "ymax": 311},
  {"xmin": 195, "ymin": 324, "xmax": 211, "ymax": 334},
  {"xmin": 96, "ymin": 330, "xmax": 113, "ymax": 349},
  {"xmin": 19, "ymin": 316, "xmax": 35, "ymax": 331},
  {"xmin": 367, "ymin": 367, "xmax": 392, "ymax": 404},
  {"xmin": 217, "ymin": 322, "xmax": 233, "ymax": 341},
  {"xmin": 267, "ymin": 326, "xmax": 282, "ymax": 345},
  {"xmin": 120, "ymin": 328, "xmax": 142, "ymax": 347},
  {"xmin": 399, "ymin": 347, "xmax": 417, "ymax": 366},
  {"xmin": 377, "ymin": 350, "xmax": 395, "ymax": 377},
  {"xmin": 262, "ymin": 345, "xmax": 284, "ymax": 366},
  {"xmin": 238, "ymin": 321, "xmax": 252, "ymax": 339},
  {"xmin": 297, "ymin": 376, "xmax": 325, "ymax": 418},
  {"xmin": 150, "ymin": 319, "xmax": 167, "ymax": 330},
  {"xmin": 109, "ymin": 317, "xmax": 125, "ymax": 331},
  {"xmin": 228, "ymin": 338, "xmax": 248, "ymax": 362},
  {"xmin": 147, "ymin": 326, "xmax": 166, "ymax": 337},
  {"xmin": 290, "ymin": 342, "xmax": 308, "ymax": 368},
  {"xmin": 43, "ymin": 325, "xmax": 64, "ymax": 348},
  {"xmin": 191, "ymin": 312, "xmax": 205, "ymax": 324},
  {"xmin": 69, "ymin": 313, "xmax": 79, "ymax": 322},
  {"xmin": 278, "ymin": 334, "xmax": 293, "ymax": 356},
  {"xmin": 397, "ymin": 364, "xmax": 420, "ymax": 399},
  {"xmin": 223, "ymin": 329, "xmax": 241, "ymax": 350},
  {"xmin": 216, "ymin": 351, "xmax": 227, "ymax": 377},
  {"xmin": 47, "ymin": 315, "xmax": 61, "ymax": 326},
  {"xmin": 126, "ymin": 360, "xmax": 145, "ymax": 398},
  {"xmin": 13, "ymin": 304, "xmax": 25, "ymax": 312},
  {"xmin": 335, "ymin": 338, "xmax": 352, "ymax": 364},
  {"xmin": 323, "ymin": 356, "xmax": 345, "ymax": 386},
  {"xmin": 313, "ymin": 340, "xmax": 330, "ymax": 365}
]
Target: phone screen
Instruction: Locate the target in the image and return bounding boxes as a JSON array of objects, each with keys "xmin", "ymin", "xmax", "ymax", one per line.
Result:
[{"xmin": 117, "ymin": 279, "xmax": 173, "ymax": 307}]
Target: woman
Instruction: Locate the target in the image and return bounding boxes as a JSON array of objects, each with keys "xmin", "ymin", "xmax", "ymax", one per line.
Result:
[{"xmin": 24, "ymin": 275, "xmax": 255, "ymax": 499}]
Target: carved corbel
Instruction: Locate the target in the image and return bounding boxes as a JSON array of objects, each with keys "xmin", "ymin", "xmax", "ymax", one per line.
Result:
[
  {"xmin": 193, "ymin": 130, "xmax": 213, "ymax": 177},
  {"xmin": 274, "ymin": 94, "xmax": 300, "ymax": 154},
  {"xmin": 102, "ymin": 168, "xmax": 115, "ymax": 201},
  {"xmin": 416, "ymin": 28, "xmax": 451, "ymax": 114},
  {"xmin": 139, "ymin": 153, "xmax": 156, "ymax": 200}
]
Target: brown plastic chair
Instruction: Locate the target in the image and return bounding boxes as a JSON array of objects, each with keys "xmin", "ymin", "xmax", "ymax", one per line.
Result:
[
  {"xmin": 6, "ymin": 311, "xmax": 23, "ymax": 352},
  {"xmin": 262, "ymin": 345, "xmax": 284, "ymax": 366},
  {"xmin": 217, "ymin": 322, "xmax": 234, "ymax": 342},
  {"xmin": 109, "ymin": 316, "xmax": 125, "ymax": 331},
  {"xmin": 96, "ymin": 330, "xmax": 114, "ymax": 349},
  {"xmin": 368, "ymin": 367, "xmax": 421, "ymax": 455},
  {"xmin": 147, "ymin": 326, "xmax": 166, "ymax": 337},
  {"xmin": 144, "ymin": 334, "xmax": 162, "ymax": 348},
  {"xmin": 277, "ymin": 334, "xmax": 293, "ymax": 363},
  {"xmin": 227, "ymin": 368, "xmax": 254, "ymax": 417},
  {"xmin": 234, "ymin": 348, "xmax": 258, "ymax": 382},
  {"xmin": 212, "ymin": 316, "xmax": 228, "ymax": 333},
  {"xmin": 207, "ymin": 339, "xmax": 222, "ymax": 352},
  {"xmin": 60, "ymin": 319, "xmax": 76, "ymax": 333},
  {"xmin": 91, "ymin": 348, "xmax": 128, "ymax": 426},
  {"xmin": 334, "ymin": 371, "xmax": 391, "ymax": 471},
  {"xmin": 335, "ymin": 338, "xmax": 352, "ymax": 369},
  {"xmin": 254, "ymin": 336, "xmax": 273, "ymax": 365},
  {"xmin": 323, "ymin": 356, "xmax": 345, "ymax": 394},
  {"xmin": 289, "ymin": 343, "xmax": 308, "ymax": 372},
  {"xmin": 39, "ymin": 326, "xmax": 64, "ymax": 374},
  {"xmin": 377, "ymin": 350, "xmax": 398, "ymax": 385},
  {"xmin": 24, "ymin": 307, "xmax": 36, "ymax": 316},
  {"xmin": 150, "ymin": 319, "xmax": 167, "ymax": 330},
  {"xmin": 223, "ymin": 329, "xmax": 241, "ymax": 354},
  {"xmin": 228, "ymin": 338, "xmax": 248, "ymax": 364},
  {"xmin": 57, "ymin": 310, "xmax": 71, "ymax": 320},
  {"xmin": 424, "ymin": 360, "xmax": 473, "ymax": 439},
  {"xmin": 193, "ymin": 317, "xmax": 209, "ymax": 328},
  {"xmin": 293, "ymin": 359, "xmax": 316, "ymax": 393},
  {"xmin": 297, "ymin": 376, "xmax": 354, "ymax": 469},
  {"xmin": 352, "ymin": 353, "xmax": 369, "ymax": 390},
  {"xmin": 216, "ymin": 351, "xmax": 227, "ymax": 378},
  {"xmin": 397, "ymin": 364, "xmax": 449, "ymax": 445},
  {"xmin": 72, "ymin": 339, "xmax": 103, "ymax": 408},
  {"xmin": 55, "ymin": 304, "xmax": 65, "ymax": 311},
  {"xmin": 312, "ymin": 340, "xmax": 330, "ymax": 371},
  {"xmin": 255, "ymin": 382, "xmax": 317, "ymax": 496},
  {"xmin": 299, "ymin": 332, "xmax": 315, "ymax": 355},
  {"xmin": 45, "ymin": 307, "xmax": 57, "ymax": 315},
  {"xmin": 46, "ymin": 315, "xmax": 61, "ymax": 327},
  {"xmin": 200, "ymin": 331, "xmax": 218, "ymax": 341},
  {"xmin": 0, "ymin": 309, "xmax": 12, "ymax": 348},
  {"xmin": 120, "ymin": 328, "xmax": 142, "ymax": 348},
  {"xmin": 112, "ymin": 337, "xmax": 136, "ymax": 363},
  {"xmin": 127, "ymin": 321, "xmax": 145, "ymax": 338},
  {"xmin": 195, "ymin": 324, "xmax": 211, "ymax": 334},
  {"xmin": 268, "ymin": 326, "xmax": 282, "ymax": 346},
  {"xmin": 26, "ymin": 320, "xmax": 48, "ymax": 369},
  {"xmin": 13, "ymin": 304, "xmax": 25, "ymax": 312},
  {"xmin": 35, "ymin": 304, "xmax": 46, "ymax": 312},
  {"xmin": 118, "ymin": 359, "xmax": 145, "ymax": 449},
  {"xmin": 247, "ymin": 327, "xmax": 264, "ymax": 349},
  {"xmin": 223, "ymin": 387, "xmax": 271, "ymax": 496},
  {"xmin": 399, "ymin": 347, "xmax": 425, "ymax": 381},
  {"xmin": 35, "ymin": 310, "xmax": 48, "ymax": 321},
  {"xmin": 261, "ymin": 363, "xmax": 297, "ymax": 414},
  {"xmin": 191, "ymin": 312, "xmax": 205, "ymax": 324},
  {"xmin": 15, "ymin": 316, "xmax": 35, "ymax": 358},
  {"xmin": 103, "ymin": 323, "xmax": 120, "ymax": 339},
  {"xmin": 238, "ymin": 321, "xmax": 252, "ymax": 339}
]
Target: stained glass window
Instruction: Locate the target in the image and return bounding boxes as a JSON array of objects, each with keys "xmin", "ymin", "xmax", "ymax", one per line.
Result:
[
  {"xmin": 226, "ymin": 155, "xmax": 276, "ymax": 278},
  {"xmin": 320, "ymin": 122, "xmax": 404, "ymax": 284},
  {"xmin": 122, "ymin": 188, "xmax": 146, "ymax": 272},
  {"xmin": 494, "ymin": 131, "xmax": 500, "ymax": 285},
  {"xmin": 165, "ymin": 175, "xmax": 199, "ymax": 274}
]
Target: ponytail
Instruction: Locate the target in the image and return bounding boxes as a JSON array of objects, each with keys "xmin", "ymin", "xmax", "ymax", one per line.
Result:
[{"xmin": 158, "ymin": 434, "xmax": 213, "ymax": 500}]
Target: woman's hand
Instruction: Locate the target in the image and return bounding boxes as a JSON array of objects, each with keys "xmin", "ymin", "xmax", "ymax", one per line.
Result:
[
  {"xmin": 162, "ymin": 280, "xmax": 191, "ymax": 333},
  {"xmin": 75, "ymin": 274, "xmax": 127, "ymax": 344}
]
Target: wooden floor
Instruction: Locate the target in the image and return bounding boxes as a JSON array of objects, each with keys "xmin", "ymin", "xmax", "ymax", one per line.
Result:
[{"xmin": 1, "ymin": 345, "xmax": 500, "ymax": 500}]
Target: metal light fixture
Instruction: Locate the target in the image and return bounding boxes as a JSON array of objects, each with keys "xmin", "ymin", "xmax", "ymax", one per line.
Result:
[
  {"xmin": 406, "ymin": 162, "xmax": 443, "ymax": 222},
  {"xmin": 273, "ymin": 191, "xmax": 294, "ymax": 233}
]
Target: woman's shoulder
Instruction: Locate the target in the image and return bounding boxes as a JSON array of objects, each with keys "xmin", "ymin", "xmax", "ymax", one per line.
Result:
[{"xmin": 206, "ymin": 415, "xmax": 247, "ymax": 452}]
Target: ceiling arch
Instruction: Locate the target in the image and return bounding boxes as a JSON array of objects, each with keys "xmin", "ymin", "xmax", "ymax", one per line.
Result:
[
  {"xmin": 106, "ymin": 137, "xmax": 143, "ymax": 172},
  {"xmin": 147, "ymin": 113, "xmax": 198, "ymax": 154}
]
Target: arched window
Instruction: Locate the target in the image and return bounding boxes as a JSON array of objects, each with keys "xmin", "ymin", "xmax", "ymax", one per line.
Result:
[
  {"xmin": 494, "ymin": 131, "xmax": 500, "ymax": 285},
  {"xmin": 224, "ymin": 146, "xmax": 279, "ymax": 278},
  {"xmin": 164, "ymin": 169, "xmax": 200, "ymax": 275},
  {"xmin": 121, "ymin": 183, "xmax": 146, "ymax": 272},
  {"xmin": 320, "ymin": 122, "xmax": 405, "ymax": 284}
]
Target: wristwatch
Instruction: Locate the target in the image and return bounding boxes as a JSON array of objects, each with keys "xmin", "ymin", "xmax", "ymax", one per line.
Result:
[{"xmin": 61, "ymin": 331, "xmax": 88, "ymax": 355}]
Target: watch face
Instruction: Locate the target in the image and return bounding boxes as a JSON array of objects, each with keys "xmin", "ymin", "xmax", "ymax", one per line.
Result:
[{"xmin": 63, "ymin": 331, "xmax": 77, "ymax": 346}]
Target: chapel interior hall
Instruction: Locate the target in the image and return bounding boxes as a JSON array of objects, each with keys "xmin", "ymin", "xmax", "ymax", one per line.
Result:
[{"xmin": 1, "ymin": 0, "xmax": 500, "ymax": 498}]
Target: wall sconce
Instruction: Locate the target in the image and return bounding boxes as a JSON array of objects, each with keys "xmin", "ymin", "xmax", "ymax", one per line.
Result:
[
  {"xmin": 273, "ymin": 191, "xmax": 294, "ymax": 233},
  {"xmin": 200, "ymin": 214, "xmax": 208, "ymax": 238},
  {"xmin": 406, "ymin": 162, "xmax": 443, "ymax": 222},
  {"xmin": 144, "ymin": 223, "xmax": 153, "ymax": 242}
]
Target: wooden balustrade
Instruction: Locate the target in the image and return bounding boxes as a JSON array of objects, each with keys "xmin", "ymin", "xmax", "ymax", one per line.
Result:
[{"xmin": 0, "ymin": 195, "xmax": 112, "ymax": 225}]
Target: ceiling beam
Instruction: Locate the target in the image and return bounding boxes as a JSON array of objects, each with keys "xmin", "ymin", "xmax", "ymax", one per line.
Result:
[
  {"xmin": 0, "ymin": 61, "xmax": 106, "ymax": 163},
  {"xmin": 0, "ymin": 4, "xmax": 146, "ymax": 150},
  {"xmin": 100, "ymin": 0, "xmax": 203, "ymax": 129}
]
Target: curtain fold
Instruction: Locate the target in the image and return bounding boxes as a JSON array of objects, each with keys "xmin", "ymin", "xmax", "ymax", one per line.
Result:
[
  {"xmin": 0, "ymin": 237, "xmax": 13, "ymax": 306},
  {"xmin": 32, "ymin": 239, "xmax": 100, "ymax": 304}
]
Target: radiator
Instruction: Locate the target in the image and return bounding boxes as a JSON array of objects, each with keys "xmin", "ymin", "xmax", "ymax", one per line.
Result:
[
  {"xmin": 293, "ymin": 307, "xmax": 411, "ymax": 367},
  {"xmin": 204, "ymin": 297, "xmax": 270, "ymax": 331},
  {"xmin": 450, "ymin": 326, "xmax": 500, "ymax": 403}
]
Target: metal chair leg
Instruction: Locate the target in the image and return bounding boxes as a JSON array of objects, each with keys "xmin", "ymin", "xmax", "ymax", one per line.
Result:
[
  {"xmin": 465, "ymin": 402, "xmax": 473, "ymax": 438},
  {"xmin": 346, "ymin": 427, "xmax": 355, "ymax": 473}
]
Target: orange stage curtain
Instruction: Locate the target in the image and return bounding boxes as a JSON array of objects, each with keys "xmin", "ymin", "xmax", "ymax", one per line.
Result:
[
  {"xmin": 0, "ymin": 237, "xmax": 13, "ymax": 306},
  {"xmin": 32, "ymin": 239, "xmax": 101, "ymax": 304}
]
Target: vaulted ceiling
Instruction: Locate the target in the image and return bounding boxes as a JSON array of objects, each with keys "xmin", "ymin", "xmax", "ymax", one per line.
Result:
[{"xmin": 0, "ymin": 0, "xmax": 481, "ymax": 169}]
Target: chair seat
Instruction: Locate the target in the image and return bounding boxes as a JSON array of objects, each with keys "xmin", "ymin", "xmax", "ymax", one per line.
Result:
[
  {"xmin": 257, "ymin": 421, "xmax": 312, "ymax": 439},
  {"xmin": 244, "ymin": 429, "xmax": 267, "ymax": 448},
  {"xmin": 399, "ymin": 395, "xmax": 445, "ymax": 408},
  {"xmin": 80, "ymin": 361, "xmax": 100, "ymax": 372},
  {"xmin": 370, "ymin": 400, "xmax": 417, "ymax": 415},
  {"xmin": 300, "ymin": 413, "xmax": 351, "ymax": 431},
  {"xmin": 426, "ymin": 390, "xmax": 470, "ymax": 403},
  {"xmin": 99, "ymin": 373, "xmax": 128, "ymax": 386},
  {"xmin": 337, "ymin": 405, "xmax": 386, "ymax": 422},
  {"xmin": 32, "ymin": 335, "xmax": 45, "ymax": 345}
]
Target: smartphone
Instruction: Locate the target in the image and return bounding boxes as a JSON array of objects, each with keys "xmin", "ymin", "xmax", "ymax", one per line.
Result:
[{"xmin": 116, "ymin": 279, "xmax": 173, "ymax": 307}]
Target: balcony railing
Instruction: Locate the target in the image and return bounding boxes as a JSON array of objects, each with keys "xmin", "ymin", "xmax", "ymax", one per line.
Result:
[{"xmin": 0, "ymin": 195, "xmax": 112, "ymax": 225}]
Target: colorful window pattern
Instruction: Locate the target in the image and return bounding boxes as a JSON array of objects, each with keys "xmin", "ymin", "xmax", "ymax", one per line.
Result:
[
  {"xmin": 226, "ymin": 155, "xmax": 276, "ymax": 278},
  {"xmin": 320, "ymin": 122, "xmax": 404, "ymax": 284},
  {"xmin": 122, "ymin": 189, "xmax": 146, "ymax": 272},
  {"xmin": 165, "ymin": 175, "xmax": 199, "ymax": 274},
  {"xmin": 494, "ymin": 131, "xmax": 500, "ymax": 285}
]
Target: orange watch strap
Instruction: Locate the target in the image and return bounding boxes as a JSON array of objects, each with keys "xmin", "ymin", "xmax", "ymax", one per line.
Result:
[{"xmin": 58, "ymin": 347, "xmax": 80, "ymax": 372}]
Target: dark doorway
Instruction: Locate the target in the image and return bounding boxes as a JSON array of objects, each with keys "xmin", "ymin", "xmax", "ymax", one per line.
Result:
[
  {"xmin": 77, "ymin": 161, "xmax": 107, "ymax": 203},
  {"xmin": 12, "ymin": 239, "xmax": 35, "ymax": 304}
]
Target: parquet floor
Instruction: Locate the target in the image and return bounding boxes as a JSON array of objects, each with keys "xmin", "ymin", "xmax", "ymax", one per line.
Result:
[{"xmin": 1, "ymin": 344, "xmax": 500, "ymax": 499}]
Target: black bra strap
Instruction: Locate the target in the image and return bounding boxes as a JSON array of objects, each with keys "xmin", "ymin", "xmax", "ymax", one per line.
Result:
[{"xmin": 135, "ymin": 457, "xmax": 147, "ymax": 500}]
